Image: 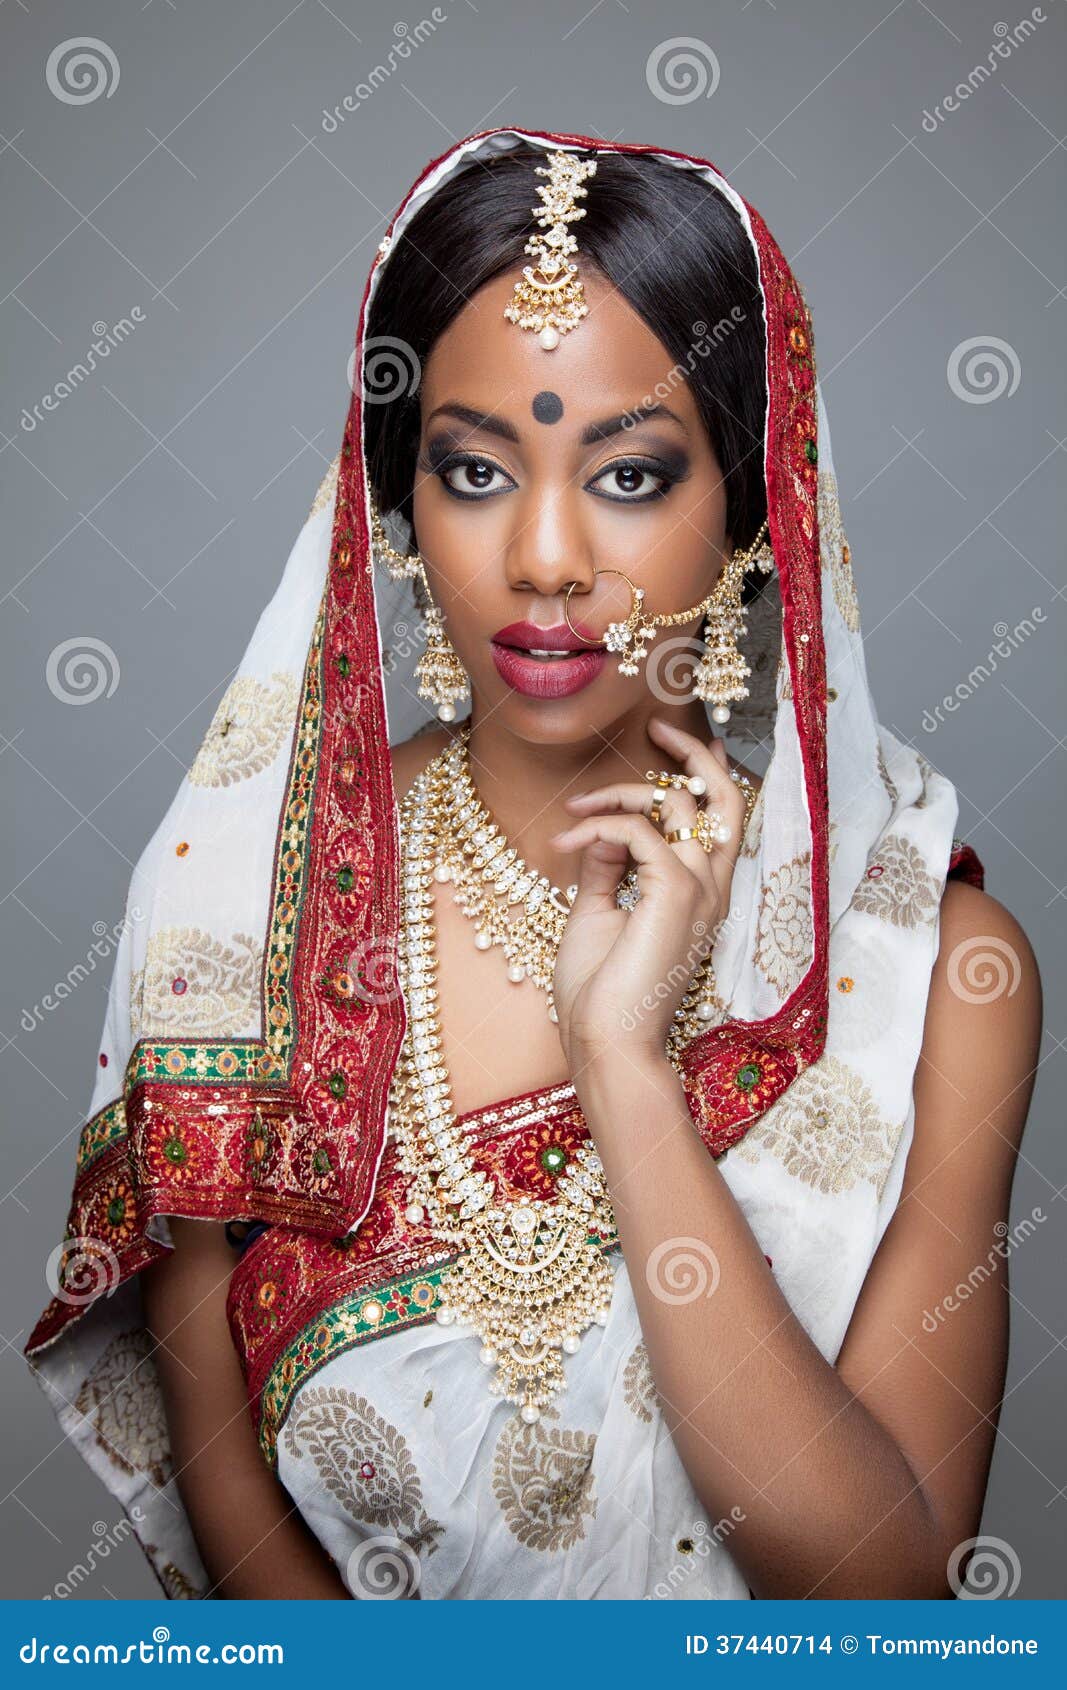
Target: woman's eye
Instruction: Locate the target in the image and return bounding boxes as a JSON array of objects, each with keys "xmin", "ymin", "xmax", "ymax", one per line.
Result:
[
  {"xmin": 589, "ymin": 461, "xmax": 673, "ymax": 502},
  {"xmin": 437, "ymin": 456, "xmax": 513, "ymax": 499}
]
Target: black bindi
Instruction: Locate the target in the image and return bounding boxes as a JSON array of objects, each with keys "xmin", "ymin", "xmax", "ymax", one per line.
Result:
[{"xmin": 531, "ymin": 390, "xmax": 564, "ymax": 425}]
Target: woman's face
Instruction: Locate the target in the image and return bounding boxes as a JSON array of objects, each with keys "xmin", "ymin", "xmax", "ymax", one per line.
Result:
[{"xmin": 410, "ymin": 267, "xmax": 731, "ymax": 746}]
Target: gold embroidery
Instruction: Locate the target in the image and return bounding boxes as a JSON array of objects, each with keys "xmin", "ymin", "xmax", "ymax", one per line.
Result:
[
  {"xmin": 142, "ymin": 1552, "xmax": 202, "ymax": 1600},
  {"xmin": 622, "ymin": 1342, "xmax": 659, "ymax": 1424},
  {"xmin": 308, "ymin": 453, "xmax": 341, "ymax": 520},
  {"xmin": 853, "ymin": 833, "xmax": 940, "ymax": 929},
  {"xmin": 492, "ymin": 1404, "xmax": 597, "ymax": 1552},
  {"xmin": 132, "ymin": 928, "xmax": 263, "ymax": 1039},
  {"xmin": 753, "ymin": 852, "xmax": 813, "ymax": 993},
  {"xmin": 876, "ymin": 735, "xmax": 899, "ymax": 806},
  {"xmin": 739, "ymin": 781, "xmax": 766, "ymax": 860},
  {"xmin": 187, "ymin": 673, "xmax": 299, "ymax": 789},
  {"xmin": 73, "ymin": 1330, "xmax": 172, "ymax": 1488},
  {"xmin": 817, "ymin": 467, "xmax": 860, "ymax": 632},
  {"xmin": 282, "ymin": 1386, "xmax": 444, "ymax": 1556},
  {"xmin": 732, "ymin": 1054, "xmax": 897, "ymax": 1196}
]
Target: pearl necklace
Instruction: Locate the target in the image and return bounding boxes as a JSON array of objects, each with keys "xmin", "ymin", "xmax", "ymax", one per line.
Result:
[
  {"xmin": 391, "ymin": 751, "xmax": 616, "ymax": 1423},
  {"xmin": 430, "ymin": 722, "xmax": 725, "ymax": 1054}
]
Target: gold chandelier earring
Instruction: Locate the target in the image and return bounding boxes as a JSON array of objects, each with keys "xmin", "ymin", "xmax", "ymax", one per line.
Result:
[
  {"xmin": 692, "ymin": 520, "xmax": 773, "ymax": 725},
  {"xmin": 369, "ymin": 498, "xmax": 471, "ymax": 723}
]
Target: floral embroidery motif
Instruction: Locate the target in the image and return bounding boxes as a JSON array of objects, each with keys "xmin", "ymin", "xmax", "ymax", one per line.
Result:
[
  {"xmin": 187, "ymin": 673, "xmax": 299, "ymax": 788},
  {"xmin": 308, "ymin": 453, "xmax": 340, "ymax": 520},
  {"xmin": 731, "ymin": 1054, "xmax": 897, "ymax": 1196},
  {"xmin": 282, "ymin": 1386, "xmax": 444, "ymax": 1556},
  {"xmin": 753, "ymin": 852, "xmax": 813, "ymax": 993},
  {"xmin": 817, "ymin": 467, "xmax": 860, "ymax": 632},
  {"xmin": 853, "ymin": 834, "xmax": 940, "ymax": 929},
  {"xmin": 492, "ymin": 1404, "xmax": 597, "ymax": 1552},
  {"xmin": 132, "ymin": 928, "xmax": 263, "ymax": 1039},
  {"xmin": 622, "ymin": 1342, "xmax": 659, "ymax": 1425},
  {"xmin": 72, "ymin": 1329, "xmax": 172, "ymax": 1488}
]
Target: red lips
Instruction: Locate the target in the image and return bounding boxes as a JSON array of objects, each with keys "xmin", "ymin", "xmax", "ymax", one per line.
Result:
[{"xmin": 491, "ymin": 619, "xmax": 603, "ymax": 652}]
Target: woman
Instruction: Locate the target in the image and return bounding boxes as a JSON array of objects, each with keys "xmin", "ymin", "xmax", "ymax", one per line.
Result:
[{"xmin": 24, "ymin": 127, "xmax": 1040, "ymax": 1602}]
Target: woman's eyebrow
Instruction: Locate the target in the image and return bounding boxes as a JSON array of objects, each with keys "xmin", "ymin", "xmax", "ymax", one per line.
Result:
[{"xmin": 424, "ymin": 398, "xmax": 689, "ymax": 446}]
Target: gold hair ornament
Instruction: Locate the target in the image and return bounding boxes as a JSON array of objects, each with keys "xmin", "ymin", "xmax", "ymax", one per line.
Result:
[{"xmin": 503, "ymin": 151, "xmax": 598, "ymax": 350}]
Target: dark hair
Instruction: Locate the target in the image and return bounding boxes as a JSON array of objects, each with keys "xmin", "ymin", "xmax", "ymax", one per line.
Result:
[{"xmin": 364, "ymin": 143, "xmax": 768, "ymax": 587}]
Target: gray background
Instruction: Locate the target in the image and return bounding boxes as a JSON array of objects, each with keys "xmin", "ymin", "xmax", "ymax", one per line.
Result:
[{"xmin": 2, "ymin": 0, "xmax": 1063, "ymax": 1599}]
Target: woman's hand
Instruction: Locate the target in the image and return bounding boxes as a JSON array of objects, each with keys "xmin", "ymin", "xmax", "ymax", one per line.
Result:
[{"xmin": 547, "ymin": 715, "xmax": 750, "ymax": 1071}]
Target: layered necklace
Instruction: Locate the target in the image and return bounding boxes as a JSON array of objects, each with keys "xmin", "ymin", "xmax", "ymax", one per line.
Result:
[
  {"xmin": 429, "ymin": 723, "xmax": 725, "ymax": 1050},
  {"xmin": 391, "ymin": 751, "xmax": 615, "ymax": 1425},
  {"xmin": 388, "ymin": 725, "xmax": 728, "ymax": 1423}
]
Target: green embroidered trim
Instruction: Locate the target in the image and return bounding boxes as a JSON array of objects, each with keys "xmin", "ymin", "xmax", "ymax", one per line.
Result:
[
  {"xmin": 258, "ymin": 1260, "xmax": 455, "ymax": 1466},
  {"xmin": 75, "ymin": 1098, "xmax": 128, "ymax": 1175},
  {"xmin": 257, "ymin": 1232, "xmax": 622, "ymax": 1468},
  {"xmin": 125, "ymin": 599, "xmax": 326, "ymax": 1095}
]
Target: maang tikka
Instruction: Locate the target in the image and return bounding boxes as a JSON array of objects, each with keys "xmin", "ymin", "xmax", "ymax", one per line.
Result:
[{"xmin": 503, "ymin": 149, "xmax": 598, "ymax": 350}]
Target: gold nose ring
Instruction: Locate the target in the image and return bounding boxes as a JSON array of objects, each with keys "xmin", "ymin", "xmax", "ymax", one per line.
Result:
[{"xmin": 563, "ymin": 570, "xmax": 649, "ymax": 674}]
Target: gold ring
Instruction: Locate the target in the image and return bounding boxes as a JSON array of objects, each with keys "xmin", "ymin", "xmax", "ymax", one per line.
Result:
[
  {"xmin": 663, "ymin": 825, "xmax": 705, "ymax": 849},
  {"xmin": 647, "ymin": 772, "xmax": 671, "ymax": 829}
]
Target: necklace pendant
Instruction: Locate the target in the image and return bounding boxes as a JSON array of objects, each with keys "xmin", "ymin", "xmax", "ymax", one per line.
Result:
[{"xmin": 434, "ymin": 1200, "xmax": 614, "ymax": 1421}]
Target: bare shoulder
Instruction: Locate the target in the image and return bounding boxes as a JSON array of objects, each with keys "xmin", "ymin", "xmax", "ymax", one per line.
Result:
[
  {"xmin": 388, "ymin": 724, "xmax": 454, "ymax": 801},
  {"xmin": 913, "ymin": 877, "xmax": 1042, "ymax": 1162}
]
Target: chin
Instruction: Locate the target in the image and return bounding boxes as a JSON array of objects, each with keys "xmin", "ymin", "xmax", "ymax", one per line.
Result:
[{"xmin": 473, "ymin": 677, "xmax": 642, "ymax": 749}]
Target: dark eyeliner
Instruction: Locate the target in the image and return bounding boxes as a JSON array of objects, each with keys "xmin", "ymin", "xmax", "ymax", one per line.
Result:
[{"xmin": 588, "ymin": 453, "xmax": 691, "ymax": 503}]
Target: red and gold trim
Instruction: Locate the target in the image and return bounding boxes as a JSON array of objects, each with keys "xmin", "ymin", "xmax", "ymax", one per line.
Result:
[{"xmin": 226, "ymin": 1092, "xmax": 619, "ymax": 1466}]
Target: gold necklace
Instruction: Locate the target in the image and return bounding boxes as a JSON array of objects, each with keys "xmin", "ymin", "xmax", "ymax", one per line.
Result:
[
  {"xmin": 432, "ymin": 723, "xmax": 724, "ymax": 1051},
  {"xmin": 391, "ymin": 752, "xmax": 616, "ymax": 1424}
]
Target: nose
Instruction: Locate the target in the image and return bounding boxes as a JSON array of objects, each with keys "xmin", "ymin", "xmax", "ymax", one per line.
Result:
[{"xmin": 503, "ymin": 486, "xmax": 596, "ymax": 603}]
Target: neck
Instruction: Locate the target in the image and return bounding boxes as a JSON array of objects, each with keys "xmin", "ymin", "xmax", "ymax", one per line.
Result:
[{"xmin": 464, "ymin": 695, "xmax": 714, "ymax": 894}]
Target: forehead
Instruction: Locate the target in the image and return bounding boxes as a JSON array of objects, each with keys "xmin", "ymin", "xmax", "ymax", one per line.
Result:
[{"xmin": 419, "ymin": 268, "xmax": 699, "ymax": 419}]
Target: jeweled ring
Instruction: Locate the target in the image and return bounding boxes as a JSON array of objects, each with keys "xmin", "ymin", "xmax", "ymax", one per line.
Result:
[
  {"xmin": 644, "ymin": 766, "xmax": 709, "ymax": 799},
  {"xmin": 664, "ymin": 810, "xmax": 732, "ymax": 853}
]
